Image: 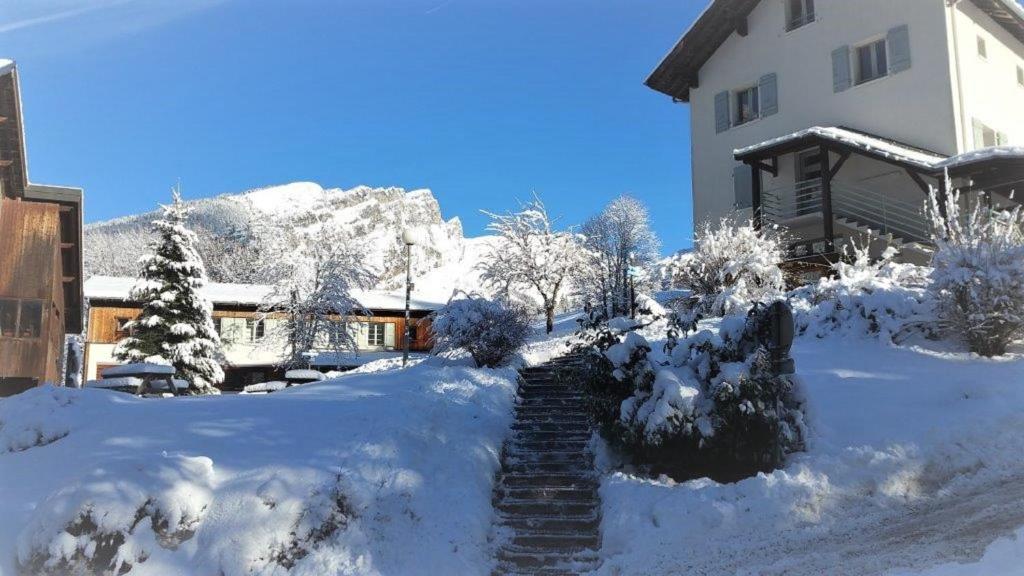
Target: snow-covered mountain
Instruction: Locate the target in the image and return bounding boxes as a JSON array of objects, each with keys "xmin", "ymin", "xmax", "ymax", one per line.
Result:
[{"xmin": 85, "ymin": 182, "xmax": 495, "ymax": 299}]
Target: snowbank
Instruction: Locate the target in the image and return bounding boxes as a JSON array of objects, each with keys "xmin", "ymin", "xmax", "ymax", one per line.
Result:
[
  {"xmin": 596, "ymin": 330, "xmax": 1024, "ymax": 575},
  {"xmin": 0, "ymin": 358, "xmax": 518, "ymax": 575}
]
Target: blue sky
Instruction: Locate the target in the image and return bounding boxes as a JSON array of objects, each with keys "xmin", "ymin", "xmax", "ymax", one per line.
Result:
[{"xmin": 3, "ymin": 0, "xmax": 703, "ymax": 252}]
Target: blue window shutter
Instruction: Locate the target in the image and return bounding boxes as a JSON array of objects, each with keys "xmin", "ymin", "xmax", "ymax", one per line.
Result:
[
  {"xmin": 714, "ymin": 91, "xmax": 730, "ymax": 133},
  {"xmin": 888, "ymin": 24, "xmax": 911, "ymax": 73},
  {"xmin": 832, "ymin": 45, "xmax": 851, "ymax": 92},
  {"xmin": 759, "ymin": 73, "xmax": 778, "ymax": 117},
  {"xmin": 734, "ymin": 164, "xmax": 753, "ymax": 209}
]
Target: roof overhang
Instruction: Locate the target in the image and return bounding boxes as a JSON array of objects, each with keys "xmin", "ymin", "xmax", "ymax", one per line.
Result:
[{"xmin": 645, "ymin": 0, "xmax": 1024, "ymax": 103}]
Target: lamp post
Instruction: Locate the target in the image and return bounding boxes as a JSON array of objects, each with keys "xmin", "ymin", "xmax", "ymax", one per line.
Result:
[{"xmin": 401, "ymin": 229, "xmax": 417, "ymax": 367}]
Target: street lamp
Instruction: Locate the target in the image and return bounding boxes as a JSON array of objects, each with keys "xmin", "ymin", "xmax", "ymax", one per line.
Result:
[{"xmin": 401, "ymin": 229, "xmax": 417, "ymax": 367}]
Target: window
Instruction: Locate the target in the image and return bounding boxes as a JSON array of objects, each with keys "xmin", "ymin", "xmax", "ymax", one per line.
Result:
[
  {"xmin": 973, "ymin": 119, "xmax": 1008, "ymax": 148},
  {"xmin": 977, "ymin": 36, "xmax": 987, "ymax": 59},
  {"xmin": 1017, "ymin": 65, "xmax": 1023, "ymax": 88},
  {"xmin": 367, "ymin": 322, "xmax": 386, "ymax": 347},
  {"xmin": 247, "ymin": 318, "xmax": 265, "ymax": 342},
  {"xmin": 0, "ymin": 299, "xmax": 43, "ymax": 339},
  {"xmin": 786, "ymin": 0, "xmax": 815, "ymax": 31},
  {"xmin": 855, "ymin": 39, "xmax": 888, "ymax": 84},
  {"xmin": 115, "ymin": 316, "xmax": 134, "ymax": 338},
  {"xmin": 734, "ymin": 86, "xmax": 760, "ymax": 125}
]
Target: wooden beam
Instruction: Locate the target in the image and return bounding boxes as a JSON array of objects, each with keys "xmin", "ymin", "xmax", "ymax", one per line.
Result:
[
  {"xmin": 820, "ymin": 146, "xmax": 835, "ymax": 251},
  {"xmin": 749, "ymin": 157, "xmax": 778, "ymax": 177},
  {"xmin": 751, "ymin": 163, "xmax": 762, "ymax": 230},
  {"xmin": 829, "ymin": 151, "xmax": 851, "ymax": 179},
  {"xmin": 905, "ymin": 169, "xmax": 931, "ymax": 195}
]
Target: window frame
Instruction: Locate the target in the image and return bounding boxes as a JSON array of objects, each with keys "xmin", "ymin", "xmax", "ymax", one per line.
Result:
[
  {"xmin": 0, "ymin": 298, "xmax": 45, "ymax": 340},
  {"xmin": 366, "ymin": 322, "xmax": 386, "ymax": 347},
  {"xmin": 854, "ymin": 38, "xmax": 889, "ymax": 85},
  {"xmin": 974, "ymin": 119, "xmax": 998, "ymax": 148},
  {"xmin": 114, "ymin": 316, "xmax": 135, "ymax": 339},
  {"xmin": 246, "ymin": 318, "xmax": 265, "ymax": 342},
  {"xmin": 785, "ymin": 0, "xmax": 815, "ymax": 32},
  {"xmin": 733, "ymin": 85, "xmax": 760, "ymax": 126}
]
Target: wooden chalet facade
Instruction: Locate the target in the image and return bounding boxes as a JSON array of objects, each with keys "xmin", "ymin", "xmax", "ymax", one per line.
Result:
[
  {"xmin": 83, "ymin": 276, "xmax": 440, "ymax": 391},
  {"xmin": 0, "ymin": 60, "xmax": 84, "ymax": 396}
]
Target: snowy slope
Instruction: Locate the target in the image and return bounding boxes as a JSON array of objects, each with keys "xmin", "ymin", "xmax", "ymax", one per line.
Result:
[
  {"xmin": 595, "ymin": 322, "xmax": 1024, "ymax": 576},
  {"xmin": 0, "ymin": 358, "xmax": 517, "ymax": 576},
  {"xmin": 84, "ymin": 183, "xmax": 497, "ymax": 296}
]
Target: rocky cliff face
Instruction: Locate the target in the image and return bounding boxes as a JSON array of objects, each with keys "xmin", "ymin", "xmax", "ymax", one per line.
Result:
[{"xmin": 84, "ymin": 183, "xmax": 469, "ymax": 290}]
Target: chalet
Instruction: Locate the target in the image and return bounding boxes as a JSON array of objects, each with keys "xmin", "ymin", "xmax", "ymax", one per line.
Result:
[
  {"xmin": 648, "ymin": 0, "xmax": 1024, "ymax": 269},
  {"xmin": 82, "ymin": 276, "xmax": 442, "ymax": 390},
  {"xmin": 0, "ymin": 60, "xmax": 84, "ymax": 396}
]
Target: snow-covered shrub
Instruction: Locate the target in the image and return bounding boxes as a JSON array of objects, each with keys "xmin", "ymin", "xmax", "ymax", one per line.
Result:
[
  {"xmin": 790, "ymin": 244, "xmax": 933, "ymax": 341},
  {"xmin": 674, "ymin": 216, "xmax": 786, "ymax": 317},
  {"xmin": 431, "ymin": 294, "xmax": 531, "ymax": 367},
  {"xmin": 928, "ymin": 188, "xmax": 1024, "ymax": 356},
  {"xmin": 619, "ymin": 304, "xmax": 805, "ymax": 482}
]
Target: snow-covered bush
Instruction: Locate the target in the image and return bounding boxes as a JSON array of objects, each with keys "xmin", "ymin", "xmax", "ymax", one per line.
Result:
[
  {"xmin": 619, "ymin": 304, "xmax": 805, "ymax": 481},
  {"xmin": 790, "ymin": 244, "xmax": 933, "ymax": 341},
  {"xmin": 430, "ymin": 294, "xmax": 531, "ymax": 367},
  {"xmin": 674, "ymin": 216, "xmax": 786, "ymax": 317},
  {"xmin": 928, "ymin": 188, "xmax": 1024, "ymax": 356}
]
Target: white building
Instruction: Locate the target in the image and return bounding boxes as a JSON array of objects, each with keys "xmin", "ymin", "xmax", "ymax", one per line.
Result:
[
  {"xmin": 82, "ymin": 276, "xmax": 443, "ymax": 390},
  {"xmin": 648, "ymin": 0, "xmax": 1024, "ymax": 265}
]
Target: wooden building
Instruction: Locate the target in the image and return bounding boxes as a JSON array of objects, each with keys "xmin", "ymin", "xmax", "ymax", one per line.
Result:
[
  {"xmin": 83, "ymin": 276, "xmax": 440, "ymax": 391},
  {"xmin": 0, "ymin": 60, "xmax": 84, "ymax": 396}
]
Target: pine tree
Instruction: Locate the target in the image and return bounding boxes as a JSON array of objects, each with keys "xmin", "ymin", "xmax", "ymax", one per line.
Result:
[{"xmin": 114, "ymin": 187, "xmax": 224, "ymax": 393}]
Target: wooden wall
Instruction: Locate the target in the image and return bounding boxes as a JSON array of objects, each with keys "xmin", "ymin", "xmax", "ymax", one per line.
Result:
[{"xmin": 0, "ymin": 199, "xmax": 65, "ymax": 391}]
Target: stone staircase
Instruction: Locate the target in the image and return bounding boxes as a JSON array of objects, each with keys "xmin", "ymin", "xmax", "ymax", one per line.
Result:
[{"xmin": 492, "ymin": 354, "xmax": 601, "ymax": 575}]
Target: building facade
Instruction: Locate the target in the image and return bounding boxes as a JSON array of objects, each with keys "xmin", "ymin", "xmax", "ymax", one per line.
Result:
[
  {"xmin": 0, "ymin": 60, "xmax": 84, "ymax": 396},
  {"xmin": 83, "ymin": 276, "xmax": 440, "ymax": 390},
  {"xmin": 648, "ymin": 0, "xmax": 1024, "ymax": 265}
]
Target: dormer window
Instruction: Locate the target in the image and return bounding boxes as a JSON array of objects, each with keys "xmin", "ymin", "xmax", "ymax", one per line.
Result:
[
  {"xmin": 786, "ymin": 0, "xmax": 815, "ymax": 32},
  {"xmin": 734, "ymin": 86, "xmax": 760, "ymax": 125},
  {"xmin": 855, "ymin": 38, "xmax": 888, "ymax": 85}
]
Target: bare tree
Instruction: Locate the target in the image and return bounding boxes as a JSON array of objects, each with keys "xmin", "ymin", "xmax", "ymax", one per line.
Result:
[
  {"xmin": 262, "ymin": 226, "xmax": 378, "ymax": 367},
  {"xmin": 578, "ymin": 195, "xmax": 660, "ymax": 317},
  {"xmin": 479, "ymin": 195, "xmax": 583, "ymax": 333}
]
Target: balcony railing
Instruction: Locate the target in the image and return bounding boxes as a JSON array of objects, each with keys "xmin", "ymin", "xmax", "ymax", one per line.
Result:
[{"xmin": 761, "ymin": 178, "xmax": 932, "ymax": 245}]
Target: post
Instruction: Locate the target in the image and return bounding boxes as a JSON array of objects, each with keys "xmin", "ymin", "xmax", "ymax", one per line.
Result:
[
  {"xmin": 402, "ymin": 242, "xmax": 412, "ymax": 367},
  {"xmin": 819, "ymin": 146, "xmax": 835, "ymax": 252},
  {"xmin": 751, "ymin": 163, "xmax": 762, "ymax": 230}
]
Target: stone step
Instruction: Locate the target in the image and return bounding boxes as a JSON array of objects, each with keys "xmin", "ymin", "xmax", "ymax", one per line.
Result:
[
  {"xmin": 503, "ymin": 452, "xmax": 592, "ymax": 468},
  {"xmin": 509, "ymin": 532, "xmax": 601, "ymax": 553},
  {"xmin": 512, "ymin": 430, "xmax": 590, "ymax": 442},
  {"xmin": 503, "ymin": 460, "xmax": 592, "ymax": 475},
  {"xmin": 511, "ymin": 421, "xmax": 590, "ymax": 433},
  {"xmin": 518, "ymin": 391, "xmax": 584, "ymax": 401},
  {"xmin": 499, "ymin": 515, "xmax": 601, "ymax": 534},
  {"xmin": 496, "ymin": 485, "xmax": 598, "ymax": 503},
  {"xmin": 496, "ymin": 548, "xmax": 599, "ymax": 571},
  {"xmin": 507, "ymin": 439, "xmax": 590, "ymax": 453},
  {"xmin": 514, "ymin": 405, "xmax": 588, "ymax": 415},
  {"xmin": 517, "ymin": 397, "xmax": 588, "ymax": 408},
  {"xmin": 496, "ymin": 500, "xmax": 597, "ymax": 517},
  {"xmin": 499, "ymin": 472, "xmax": 597, "ymax": 489}
]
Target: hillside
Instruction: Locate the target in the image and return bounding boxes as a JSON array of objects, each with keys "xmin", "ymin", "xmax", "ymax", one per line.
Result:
[{"xmin": 84, "ymin": 183, "xmax": 491, "ymax": 296}]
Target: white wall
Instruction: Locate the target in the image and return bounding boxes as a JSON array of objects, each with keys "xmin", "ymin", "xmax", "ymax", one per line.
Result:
[
  {"xmin": 688, "ymin": 0, "xmax": 957, "ymax": 227},
  {"xmin": 946, "ymin": 0, "xmax": 1024, "ymax": 152}
]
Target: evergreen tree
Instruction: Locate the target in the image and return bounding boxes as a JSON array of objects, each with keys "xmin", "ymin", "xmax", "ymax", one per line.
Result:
[{"xmin": 114, "ymin": 187, "xmax": 224, "ymax": 393}]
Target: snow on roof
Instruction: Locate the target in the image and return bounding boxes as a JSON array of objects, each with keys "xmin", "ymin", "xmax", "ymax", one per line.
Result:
[
  {"xmin": 0, "ymin": 59, "xmax": 14, "ymax": 77},
  {"xmin": 84, "ymin": 276, "xmax": 444, "ymax": 311},
  {"xmin": 734, "ymin": 127, "xmax": 946, "ymax": 169},
  {"xmin": 933, "ymin": 146, "xmax": 1024, "ymax": 171}
]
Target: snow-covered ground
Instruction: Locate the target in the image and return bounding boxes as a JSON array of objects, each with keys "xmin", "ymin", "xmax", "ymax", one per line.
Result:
[
  {"xmin": 0, "ymin": 357, "xmax": 518, "ymax": 576},
  {"xmin": 596, "ymin": 322, "xmax": 1024, "ymax": 575}
]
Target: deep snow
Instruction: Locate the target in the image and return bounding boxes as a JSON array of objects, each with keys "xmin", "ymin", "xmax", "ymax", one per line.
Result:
[
  {"xmin": 0, "ymin": 357, "xmax": 518, "ymax": 576},
  {"xmin": 595, "ymin": 323, "xmax": 1024, "ymax": 575}
]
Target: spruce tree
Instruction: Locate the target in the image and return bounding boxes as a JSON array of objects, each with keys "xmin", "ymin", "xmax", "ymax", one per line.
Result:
[{"xmin": 114, "ymin": 187, "xmax": 224, "ymax": 393}]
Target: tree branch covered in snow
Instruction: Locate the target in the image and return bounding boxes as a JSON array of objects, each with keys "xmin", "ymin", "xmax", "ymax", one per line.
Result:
[
  {"xmin": 479, "ymin": 195, "xmax": 584, "ymax": 333},
  {"xmin": 114, "ymin": 188, "xmax": 224, "ymax": 393},
  {"xmin": 927, "ymin": 184, "xmax": 1024, "ymax": 356},
  {"xmin": 262, "ymin": 225, "xmax": 377, "ymax": 368}
]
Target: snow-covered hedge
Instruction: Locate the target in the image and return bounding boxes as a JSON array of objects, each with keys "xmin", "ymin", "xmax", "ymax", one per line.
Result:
[
  {"xmin": 431, "ymin": 294, "xmax": 531, "ymax": 367},
  {"xmin": 928, "ymin": 190, "xmax": 1024, "ymax": 356},
  {"xmin": 671, "ymin": 216, "xmax": 786, "ymax": 317},
  {"xmin": 790, "ymin": 245, "xmax": 933, "ymax": 341}
]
